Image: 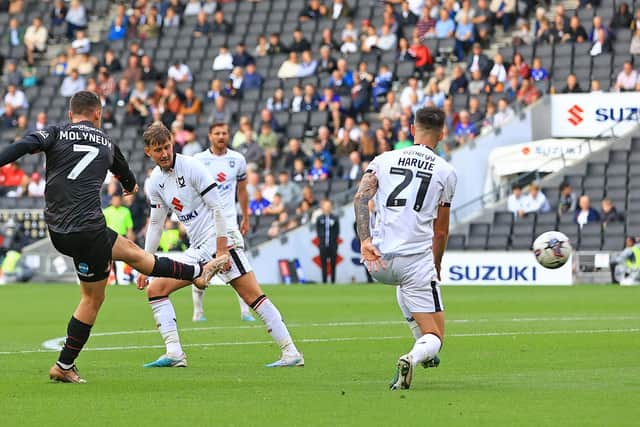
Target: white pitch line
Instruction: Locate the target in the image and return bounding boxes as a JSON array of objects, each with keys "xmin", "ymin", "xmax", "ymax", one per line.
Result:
[
  {"xmin": 37, "ymin": 315, "xmax": 640, "ymax": 351},
  {"xmin": 1, "ymin": 327, "xmax": 638, "ymax": 356}
]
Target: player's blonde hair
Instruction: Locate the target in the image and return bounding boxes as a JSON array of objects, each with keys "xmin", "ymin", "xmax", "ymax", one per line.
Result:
[{"xmin": 143, "ymin": 121, "xmax": 173, "ymax": 147}]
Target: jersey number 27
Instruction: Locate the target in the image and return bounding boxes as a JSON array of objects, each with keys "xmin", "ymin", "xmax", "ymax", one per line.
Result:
[{"xmin": 386, "ymin": 167, "xmax": 432, "ymax": 212}]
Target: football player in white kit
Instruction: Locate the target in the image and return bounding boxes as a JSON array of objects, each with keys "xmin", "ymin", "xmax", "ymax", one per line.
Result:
[
  {"xmin": 138, "ymin": 122, "xmax": 303, "ymax": 368},
  {"xmin": 193, "ymin": 122, "xmax": 255, "ymax": 322},
  {"xmin": 354, "ymin": 107, "xmax": 457, "ymax": 390}
]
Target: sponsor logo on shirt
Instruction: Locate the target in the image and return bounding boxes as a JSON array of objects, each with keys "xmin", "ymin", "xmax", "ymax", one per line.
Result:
[
  {"xmin": 171, "ymin": 197, "xmax": 184, "ymax": 212},
  {"xmin": 177, "ymin": 176, "xmax": 186, "ymax": 188},
  {"xmin": 178, "ymin": 209, "xmax": 199, "ymax": 222},
  {"xmin": 217, "ymin": 172, "xmax": 226, "ymax": 182}
]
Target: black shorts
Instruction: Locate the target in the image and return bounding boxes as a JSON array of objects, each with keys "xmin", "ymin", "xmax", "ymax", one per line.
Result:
[{"xmin": 49, "ymin": 227, "xmax": 118, "ymax": 282}]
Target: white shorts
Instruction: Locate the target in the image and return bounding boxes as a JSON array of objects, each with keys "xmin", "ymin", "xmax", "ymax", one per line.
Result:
[
  {"xmin": 370, "ymin": 252, "xmax": 444, "ymax": 313},
  {"xmin": 173, "ymin": 229, "xmax": 253, "ymax": 284}
]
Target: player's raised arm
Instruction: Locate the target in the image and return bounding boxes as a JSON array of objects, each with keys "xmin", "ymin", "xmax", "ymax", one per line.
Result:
[
  {"xmin": 110, "ymin": 143, "xmax": 138, "ymax": 194},
  {"xmin": 0, "ymin": 127, "xmax": 57, "ymax": 167},
  {"xmin": 354, "ymin": 170, "xmax": 383, "ymax": 271}
]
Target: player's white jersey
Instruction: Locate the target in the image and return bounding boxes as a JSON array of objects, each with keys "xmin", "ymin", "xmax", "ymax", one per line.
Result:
[
  {"xmin": 194, "ymin": 148, "xmax": 246, "ymax": 231},
  {"xmin": 367, "ymin": 144, "xmax": 457, "ymax": 257},
  {"xmin": 146, "ymin": 154, "xmax": 222, "ymax": 248}
]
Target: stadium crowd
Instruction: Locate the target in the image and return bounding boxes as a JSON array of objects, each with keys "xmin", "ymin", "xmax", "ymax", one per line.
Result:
[{"xmin": 0, "ymin": 0, "xmax": 638, "ymax": 249}]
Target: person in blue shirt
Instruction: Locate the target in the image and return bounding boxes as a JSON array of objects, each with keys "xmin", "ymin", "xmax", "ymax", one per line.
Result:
[
  {"xmin": 454, "ymin": 12, "xmax": 474, "ymax": 60},
  {"xmin": 108, "ymin": 15, "xmax": 127, "ymax": 41},
  {"xmin": 192, "ymin": 11, "xmax": 211, "ymax": 38},
  {"xmin": 310, "ymin": 139, "xmax": 333, "ymax": 169},
  {"xmin": 242, "ymin": 63, "xmax": 264, "ymax": 91},
  {"xmin": 454, "ymin": 111, "xmax": 478, "ymax": 146},
  {"xmin": 435, "ymin": 9, "xmax": 455, "ymax": 39},
  {"xmin": 308, "ymin": 157, "xmax": 329, "ymax": 182},
  {"xmin": 530, "ymin": 57, "xmax": 549, "ymax": 81},
  {"xmin": 250, "ymin": 189, "xmax": 271, "ymax": 216}
]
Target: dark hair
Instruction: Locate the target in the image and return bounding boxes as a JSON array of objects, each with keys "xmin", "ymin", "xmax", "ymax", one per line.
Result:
[
  {"xmin": 512, "ymin": 183, "xmax": 522, "ymax": 190},
  {"xmin": 559, "ymin": 182, "xmax": 571, "ymax": 191},
  {"xmin": 209, "ymin": 122, "xmax": 229, "ymax": 132},
  {"xmin": 69, "ymin": 90, "xmax": 102, "ymax": 116},
  {"xmin": 143, "ymin": 122, "xmax": 172, "ymax": 147},
  {"xmin": 414, "ymin": 106, "xmax": 445, "ymax": 134}
]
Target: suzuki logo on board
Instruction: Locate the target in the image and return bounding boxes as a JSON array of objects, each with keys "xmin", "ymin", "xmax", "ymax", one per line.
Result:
[{"xmin": 567, "ymin": 104, "xmax": 584, "ymax": 126}]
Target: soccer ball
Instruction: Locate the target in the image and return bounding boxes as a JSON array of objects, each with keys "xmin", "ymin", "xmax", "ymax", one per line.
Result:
[{"xmin": 532, "ymin": 231, "xmax": 572, "ymax": 269}]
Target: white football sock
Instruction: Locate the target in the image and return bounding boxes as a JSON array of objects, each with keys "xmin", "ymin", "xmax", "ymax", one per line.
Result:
[
  {"xmin": 252, "ymin": 295, "xmax": 299, "ymax": 356},
  {"xmin": 150, "ymin": 297, "xmax": 183, "ymax": 357},
  {"xmin": 408, "ymin": 333, "xmax": 441, "ymax": 367},
  {"xmin": 396, "ymin": 286, "xmax": 422, "ymax": 340},
  {"xmin": 192, "ymin": 285, "xmax": 205, "ymax": 316},
  {"xmin": 237, "ymin": 293, "xmax": 251, "ymax": 315}
]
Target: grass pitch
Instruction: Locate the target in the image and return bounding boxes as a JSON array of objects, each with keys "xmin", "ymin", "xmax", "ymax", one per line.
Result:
[{"xmin": 0, "ymin": 284, "xmax": 638, "ymax": 427}]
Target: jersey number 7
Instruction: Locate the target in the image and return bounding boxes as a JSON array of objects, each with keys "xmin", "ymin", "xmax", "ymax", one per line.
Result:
[
  {"xmin": 386, "ymin": 167, "xmax": 432, "ymax": 212},
  {"xmin": 67, "ymin": 144, "xmax": 99, "ymax": 180}
]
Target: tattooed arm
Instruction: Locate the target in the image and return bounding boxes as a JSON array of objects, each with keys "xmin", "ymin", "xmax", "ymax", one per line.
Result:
[
  {"xmin": 354, "ymin": 171, "xmax": 385, "ymax": 271},
  {"xmin": 354, "ymin": 171, "xmax": 378, "ymax": 241}
]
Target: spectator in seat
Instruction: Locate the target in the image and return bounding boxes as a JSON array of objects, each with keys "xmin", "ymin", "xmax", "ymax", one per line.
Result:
[
  {"xmin": 298, "ymin": 50, "xmax": 318, "ymax": 78},
  {"xmin": 409, "ymin": 36, "xmax": 433, "ymax": 76},
  {"xmin": 454, "ymin": 110, "xmax": 478, "ymax": 146},
  {"xmin": 590, "ymin": 28, "xmax": 612, "ymax": 57},
  {"xmin": 264, "ymin": 193, "xmax": 285, "ymax": 217},
  {"xmin": 108, "ymin": 15, "xmax": 127, "ymax": 41},
  {"xmin": 489, "ymin": 53, "xmax": 507, "ymax": 83},
  {"xmin": 232, "ymin": 43, "xmax": 255, "ymax": 68},
  {"xmin": 301, "ymin": 84, "xmax": 321, "ymax": 112},
  {"xmin": 449, "ymin": 65, "xmax": 469, "ymax": 94},
  {"xmin": 179, "ymin": 87, "xmax": 202, "ymax": 119},
  {"xmin": 467, "ymin": 96, "xmax": 484, "ymax": 124},
  {"xmin": 493, "ymin": 97, "xmax": 515, "ymax": 127},
  {"xmin": 564, "ymin": 15, "xmax": 588, "ymax": 43},
  {"xmin": 511, "ymin": 52, "xmax": 530, "ymax": 79},
  {"xmin": 27, "ymin": 172, "xmax": 45, "ymax": 197},
  {"xmin": 590, "ymin": 79, "xmax": 603, "ymax": 92},
  {"xmin": 65, "ymin": 0, "xmax": 87, "ymax": 39},
  {"xmin": 266, "ymin": 88, "xmax": 289, "ymax": 112},
  {"xmin": 310, "ymin": 139, "xmax": 333, "ymax": 170},
  {"xmin": 434, "ymin": 9, "xmax": 455, "ymax": 39},
  {"xmin": 490, "ymin": 0, "xmax": 515, "ymax": 32},
  {"xmin": 277, "ymin": 171, "xmax": 301, "ymax": 207},
  {"xmin": 249, "ymin": 189, "xmax": 270, "ymax": 216},
  {"xmin": 467, "ymin": 43, "xmax": 492, "ymax": 77},
  {"xmin": 277, "ymin": 52, "xmax": 300, "ymax": 79},
  {"xmin": 267, "ymin": 33, "xmax": 289, "ymax": 55},
  {"xmin": 50, "ymin": 0, "xmax": 68, "ymax": 37},
  {"xmin": 524, "ymin": 183, "xmax": 551, "ymax": 213},
  {"xmin": 299, "ymin": 0, "xmax": 326, "ymax": 22},
  {"xmin": 140, "ymin": 55, "xmax": 161, "ymax": 81},
  {"xmin": 168, "ymin": 61, "xmax": 192, "ymax": 83},
  {"xmin": 290, "ymin": 29, "xmax": 312, "ymax": 53},
  {"xmin": 71, "ymin": 29, "xmax": 90, "ymax": 54},
  {"xmin": 208, "ymin": 96, "xmax": 232, "ymax": 124},
  {"xmin": 329, "ymin": 0, "xmax": 352, "ymax": 20},
  {"xmin": 163, "ymin": 6, "xmax": 180, "ymax": 27},
  {"xmin": 257, "ymin": 122, "xmax": 279, "ymax": 172},
  {"xmin": 454, "ymin": 12, "xmax": 475, "ymax": 61},
  {"xmin": 377, "ymin": 24, "xmax": 397, "ymax": 51},
  {"xmin": 284, "ymin": 138, "xmax": 309, "ymax": 171},
  {"xmin": 211, "ymin": 10, "xmax": 232, "ymax": 35},
  {"xmin": 601, "ymin": 199, "xmax": 625, "ymax": 226},
  {"xmin": 615, "ymin": 61, "xmax": 638, "ymax": 92},
  {"xmin": 317, "ymin": 45, "xmax": 337, "ymax": 75},
  {"xmin": 561, "ymin": 73, "xmax": 584, "ymax": 94},
  {"xmin": 238, "ymin": 130, "xmax": 265, "ymax": 167},
  {"xmin": 512, "ymin": 19, "xmax": 534, "ymax": 46},
  {"xmin": 212, "ymin": 46, "xmax": 234, "ymax": 71},
  {"xmin": 473, "ymin": 0, "xmax": 493, "ymax": 47},
  {"xmin": 242, "ymin": 63, "xmax": 264, "ymax": 91},
  {"xmin": 4, "ymin": 84, "xmax": 28, "ymax": 110},
  {"xmin": 507, "ymin": 183, "xmax": 527, "ymax": 218},
  {"xmin": 468, "ymin": 69, "xmax": 486, "ymax": 95},
  {"xmin": 122, "ymin": 55, "xmax": 143, "ymax": 85},
  {"xmin": 575, "ymin": 195, "xmax": 601, "ymax": 228},
  {"xmin": 530, "ymin": 57, "xmax": 548, "ymax": 81},
  {"xmin": 24, "ymin": 17, "xmax": 48, "ymax": 65},
  {"xmin": 1, "ymin": 104, "xmax": 18, "ymax": 128},
  {"xmin": 379, "ymin": 91, "xmax": 403, "ymax": 122},
  {"xmin": 308, "ymin": 157, "xmax": 330, "ymax": 182},
  {"xmin": 59, "ymin": 68, "xmax": 86, "ymax": 97},
  {"xmin": 516, "ymin": 78, "xmax": 540, "ymax": 106},
  {"xmin": 396, "ymin": 0, "xmax": 418, "ymax": 26},
  {"xmin": 292, "ymin": 158, "xmax": 308, "ymax": 182},
  {"xmin": 610, "ymin": 2, "xmax": 633, "ymax": 30},
  {"xmin": 192, "ymin": 11, "xmax": 210, "ymax": 38}
]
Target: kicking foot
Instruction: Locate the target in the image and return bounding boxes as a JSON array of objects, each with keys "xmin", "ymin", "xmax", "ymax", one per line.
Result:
[
  {"xmin": 193, "ymin": 255, "xmax": 230, "ymax": 289},
  {"xmin": 49, "ymin": 363, "xmax": 87, "ymax": 384},
  {"xmin": 143, "ymin": 353, "xmax": 188, "ymax": 368},
  {"xmin": 421, "ymin": 355, "xmax": 440, "ymax": 369},
  {"xmin": 265, "ymin": 353, "xmax": 304, "ymax": 367},
  {"xmin": 241, "ymin": 312, "xmax": 256, "ymax": 322},
  {"xmin": 192, "ymin": 312, "xmax": 207, "ymax": 322},
  {"xmin": 389, "ymin": 354, "xmax": 413, "ymax": 390}
]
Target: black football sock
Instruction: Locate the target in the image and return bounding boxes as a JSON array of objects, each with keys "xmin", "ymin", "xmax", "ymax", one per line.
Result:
[
  {"xmin": 150, "ymin": 255, "xmax": 198, "ymax": 280},
  {"xmin": 57, "ymin": 316, "xmax": 92, "ymax": 368}
]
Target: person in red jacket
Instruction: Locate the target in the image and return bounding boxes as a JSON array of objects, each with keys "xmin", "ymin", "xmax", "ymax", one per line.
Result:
[
  {"xmin": 409, "ymin": 36, "xmax": 433, "ymax": 76},
  {"xmin": 0, "ymin": 162, "xmax": 25, "ymax": 195}
]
